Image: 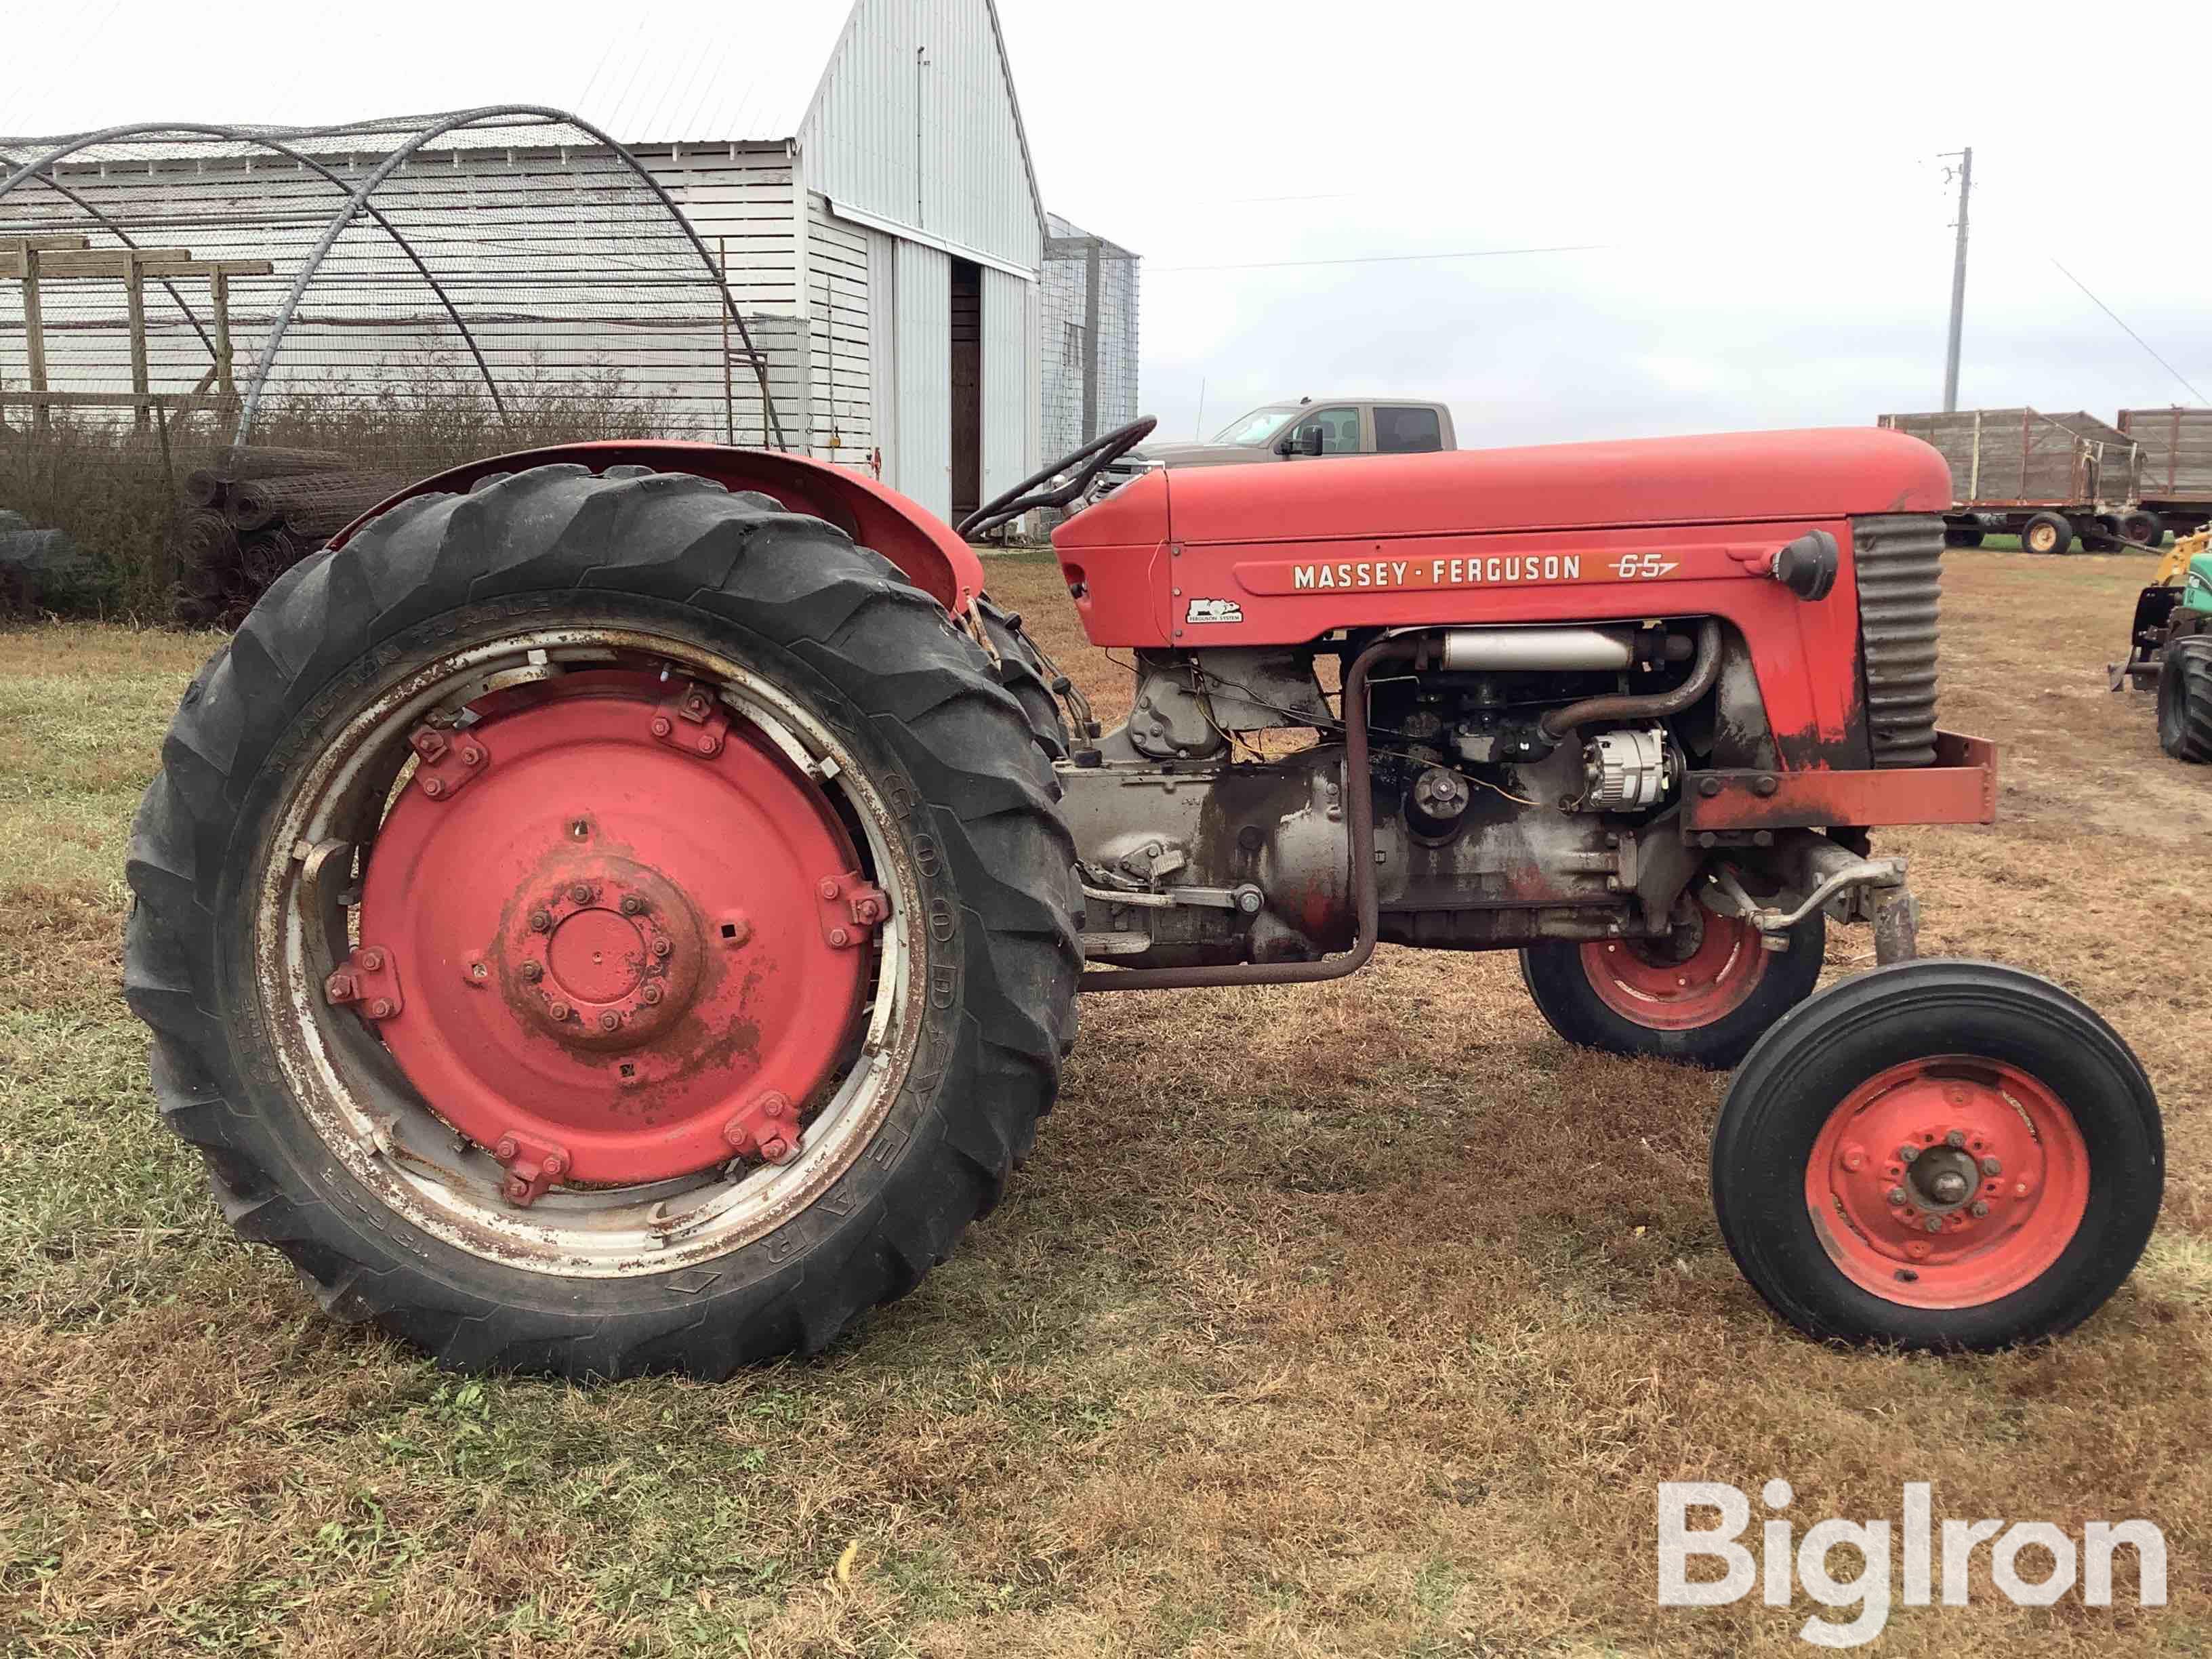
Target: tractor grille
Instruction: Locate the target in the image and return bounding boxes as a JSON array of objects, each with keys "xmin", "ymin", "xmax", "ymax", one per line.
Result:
[{"xmin": 1852, "ymin": 513, "xmax": 1943, "ymax": 768}]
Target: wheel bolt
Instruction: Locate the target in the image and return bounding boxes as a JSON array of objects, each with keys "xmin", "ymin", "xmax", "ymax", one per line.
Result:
[
  {"xmin": 549, "ymin": 1000, "xmax": 571, "ymax": 1021},
  {"xmin": 1898, "ymin": 1145, "xmax": 1919, "ymax": 1164},
  {"xmin": 1887, "ymin": 1185, "xmax": 1908, "ymax": 1205},
  {"xmin": 759, "ymin": 1134, "xmax": 793, "ymax": 1164},
  {"xmin": 369, "ymin": 998, "xmax": 394, "ymax": 1020},
  {"xmin": 1945, "ymin": 1130, "xmax": 1966, "ymax": 1149},
  {"xmin": 697, "ymin": 735, "xmax": 719, "ymax": 755},
  {"xmin": 1970, "ymin": 1201, "xmax": 1990, "ymax": 1218},
  {"xmin": 571, "ymin": 884, "xmax": 593, "ymax": 904},
  {"xmin": 641, "ymin": 983, "xmax": 663, "ymax": 1005},
  {"xmin": 541, "ymin": 1153, "xmax": 565, "ymax": 1179},
  {"xmin": 422, "ymin": 777, "xmax": 445, "ymax": 798},
  {"xmin": 495, "ymin": 1135, "xmax": 518, "ymax": 1162},
  {"xmin": 651, "ymin": 938, "xmax": 672, "ymax": 959},
  {"xmin": 620, "ymin": 896, "xmax": 645, "ymax": 916},
  {"xmin": 1981, "ymin": 1156, "xmax": 2002, "ymax": 1175},
  {"xmin": 651, "ymin": 716, "xmax": 672, "ymax": 737},
  {"xmin": 758, "ymin": 1090, "xmax": 791, "ymax": 1120},
  {"xmin": 817, "ymin": 878, "xmax": 841, "ymax": 901},
  {"xmin": 467, "ymin": 960, "xmax": 488, "ymax": 983},
  {"xmin": 829, "ymin": 926, "xmax": 851, "ymax": 948},
  {"xmin": 529, "ymin": 910, "xmax": 551, "ymax": 933},
  {"xmin": 1924, "ymin": 1216, "xmax": 1944, "ymax": 1233},
  {"xmin": 460, "ymin": 745, "xmax": 483, "ymax": 766},
  {"xmin": 598, "ymin": 1010, "xmax": 621, "ymax": 1032},
  {"xmin": 520, "ymin": 961, "xmax": 543, "ymax": 982}
]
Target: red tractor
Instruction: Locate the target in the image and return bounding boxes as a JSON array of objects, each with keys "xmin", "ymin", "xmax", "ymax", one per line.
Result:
[{"xmin": 125, "ymin": 419, "xmax": 2163, "ymax": 1376}]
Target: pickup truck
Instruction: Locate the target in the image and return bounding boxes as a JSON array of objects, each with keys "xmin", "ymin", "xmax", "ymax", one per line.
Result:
[{"xmin": 1095, "ymin": 397, "xmax": 1457, "ymax": 495}]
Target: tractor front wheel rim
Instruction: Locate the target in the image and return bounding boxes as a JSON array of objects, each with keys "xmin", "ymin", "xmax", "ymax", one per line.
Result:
[
  {"xmin": 1580, "ymin": 909, "xmax": 1767, "ymax": 1029},
  {"xmin": 253, "ymin": 626, "xmax": 923, "ymax": 1277},
  {"xmin": 1806, "ymin": 1057, "xmax": 2089, "ymax": 1309}
]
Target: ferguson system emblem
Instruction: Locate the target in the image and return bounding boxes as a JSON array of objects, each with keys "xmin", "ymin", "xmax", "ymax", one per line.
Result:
[{"xmin": 1185, "ymin": 597, "xmax": 1244, "ymax": 623}]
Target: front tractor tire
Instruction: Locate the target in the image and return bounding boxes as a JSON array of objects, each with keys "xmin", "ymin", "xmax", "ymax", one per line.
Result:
[
  {"xmin": 1519, "ymin": 906, "xmax": 1825, "ymax": 1071},
  {"xmin": 2156, "ymin": 637, "xmax": 2212, "ymax": 762},
  {"xmin": 124, "ymin": 464, "xmax": 1080, "ymax": 1378},
  {"xmin": 1713, "ymin": 960, "xmax": 2161, "ymax": 1349}
]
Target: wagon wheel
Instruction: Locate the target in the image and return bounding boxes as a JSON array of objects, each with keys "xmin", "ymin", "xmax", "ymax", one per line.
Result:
[
  {"xmin": 1713, "ymin": 960, "xmax": 2160, "ymax": 1348},
  {"xmin": 125, "ymin": 465, "xmax": 1080, "ymax": 1377},
  {"xmin": 2020, "ymin": 513, "xmax": 2072, "ymax": 556},
  {"xmin": 1519, "ymin": 903, "xmax": 1824, "ymax": 1070}
]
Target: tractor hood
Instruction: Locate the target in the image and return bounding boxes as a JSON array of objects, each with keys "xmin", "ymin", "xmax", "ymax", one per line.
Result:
[{"xmin": 1060, "ymin": 428, "xmax": 1951, "ymax": 550}]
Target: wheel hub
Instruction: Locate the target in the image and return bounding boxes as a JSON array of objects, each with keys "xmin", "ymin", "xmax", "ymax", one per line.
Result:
[
  {"xmin": 502, "ymin": 859, "xmax": 705, "ymax": 1053},
  {"xmin": 1809, "ymin": 1061, "xmax": 2089, "ymax": 1307},
  {"xmin": 348, "ymin": 670, "xmax": 879, "ymax": 1195}
]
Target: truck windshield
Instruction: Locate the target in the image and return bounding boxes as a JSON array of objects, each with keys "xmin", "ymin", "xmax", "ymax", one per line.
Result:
[{"xmin": 1212, "ymin": 405, "xmax": 1301, "ymax": 447}]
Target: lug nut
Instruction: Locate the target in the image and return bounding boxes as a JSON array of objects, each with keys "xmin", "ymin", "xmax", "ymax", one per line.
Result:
[
  {"xmin": 1924, "ymin": 1216, "xmax": 1944, "ymax": 1233},
  {"xmin": 817, "ymin": 878, "xmax": 842, "ymax": 901},
  {"xmin": 620, "ymin": 896, "xmax": 646, "ymax": 916},
  {"xmin": 571, "ymin": 884, "xmax": 593, "ymax": 904},
  {"xmin": 1898, "ymin": 1145, "xmax": 1920, "ymax": 1164},
  {"xmin": 541, "ymin": 1153, "xmax": 566, "ymax": 1179},
  {"xmin": 1970, "ymin": 1201, "xmax": 1990, "ymax": 1218},
  {"xmin": 1981, "ymin": 1156, "xmax": 2001, "ymax": 1175},
  {"xmin": 520, "ymin": 961, "xmax": 543, "ymax": 982},
  {"xmin": 495, "ymin": 1135, "xmax": 518, "ymax": 1162},
  {"xmin": 651, "ymin": 716, "xmax": 672, "ymax": 737},
  {"xmin": 758, "ymin": 1090, "xmax": 791, "ymax": 1120},
  {"xmin": 598, "ymin": 1011, "xmax": 621, "ymax": 1032},
  {"xmin": 641, "ymin": 983, "xmax": 663, "ymax": 1005},
  {"xmin": 529, "ymin": 909, "xmax": 551, "ymax": 933},
  {"xmin": 325, "ymin": 972, "xmax": 356, "ymax": 1003},
  {"xmin": 369, "ymin": 998, "xmax": 394, "ymax": 1020},
  {"xmin": 1945, "ymin": 1130, "xmax": 1966, "ymax": 1149},
  {"xmin": 422, "ymin": 777, "xmax": 445, "ymax": 798},
  {"xmin": 828, "ymin": 926, "xmax": 851, "ymax": 948},
  {"xmin": 759, "ymin": 1134, "xmax": 793, "ymax": 1164},
  {"xmin": 1886, "ymin": 1185, "xmax": 1908, "ymax": 1206},
  {"xmin": 697, "ymin": 735, "xmax": 720, "ymax": 755},
  {"xmin": 460, "ymin": 745, "xmax": 483, "ymax": 766},
  {"xmin": 548, "ymin": 1000, "xmax": 571, "ymax": 1021},
  {"xmin": 651, "ymin": 938, "xmax": 672, "ymax": 959},
  {"xmin": 359, "ymin": 948, "xmax": 384, "ymax": 972}
]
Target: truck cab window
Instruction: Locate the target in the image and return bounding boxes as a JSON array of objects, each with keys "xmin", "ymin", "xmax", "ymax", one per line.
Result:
[
  {"xmin": 1376, "ymin": 405, "xmax": 1443, "ymax": 453},
  {"xmin": 1290, "ymin": 406, "xmax": 1361, "ymax": 455}
]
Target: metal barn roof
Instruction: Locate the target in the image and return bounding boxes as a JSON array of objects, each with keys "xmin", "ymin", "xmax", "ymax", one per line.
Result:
[{"xmin": 1, "ymin": 0, "xmax": 859, "ymax": 146}]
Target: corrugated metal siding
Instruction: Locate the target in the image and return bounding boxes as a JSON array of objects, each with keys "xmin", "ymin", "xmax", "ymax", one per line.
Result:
[
  {"xmin": 807, "ymin": 197, "xmax": 872, "ymax": 464},
  {"xmin": 980, "ymin": 264, "xmax": 1030, "ymax": 503},
  {"xmin": 802, "ymin": 0, "xmax": 1042, "ymax": 272},
  {"xmin": 639, "ymin": 144, "xmax": 800, "ymax": 315},
  {"xmin": 891, "ymin": 239, "xmax": 950, "ymax": 518},
  {"xmin": 866, "ymin": 228, "xmax": 897, "ymax": 479}
]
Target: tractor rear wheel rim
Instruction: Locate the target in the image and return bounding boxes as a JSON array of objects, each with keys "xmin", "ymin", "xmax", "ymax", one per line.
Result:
[
  {"xmin": 1806, "ymin": 1057, "xmax": 2089, "ymax": 1309},
  {"xmin": 1580, "ymin": 909, "xmax": 1766, "ymax": 1029},
  {"xmin": 253, "ymin": 626, "xmax": 923, "ymax": 1277}
]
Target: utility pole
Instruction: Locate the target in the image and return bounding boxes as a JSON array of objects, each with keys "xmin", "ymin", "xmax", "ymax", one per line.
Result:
[{"xmin": 1940, "ymin": 147, "xmax": 1972, "ymax": 411}]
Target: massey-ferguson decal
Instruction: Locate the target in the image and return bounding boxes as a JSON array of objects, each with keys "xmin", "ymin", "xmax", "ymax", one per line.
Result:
[{"xmin": 1285, "ymin": 554, "xmax": 1584, "ymax": 591}]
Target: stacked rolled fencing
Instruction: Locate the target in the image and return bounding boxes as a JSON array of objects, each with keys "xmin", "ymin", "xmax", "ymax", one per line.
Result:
[
  {"xmin": 0, "ymin": 108, "xmax": 788, "ymax": 618},
  {"xmin": 1040, "ymin": 212, "xmax": 1139, "ymax": 525}
]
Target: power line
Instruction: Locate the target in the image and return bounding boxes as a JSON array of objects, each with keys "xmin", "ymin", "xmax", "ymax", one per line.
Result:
[
  {"xmin": 2051, "ymin": 259, "xmax": 2210, "ymax": 405},
  {"xmin": 1151, "ymin": 242, "xmax": 1605, "ymax": 274}
]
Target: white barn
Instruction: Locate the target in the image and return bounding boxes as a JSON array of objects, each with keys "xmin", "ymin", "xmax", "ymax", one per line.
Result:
[
  {"xmin": 1, "ymin": 0, "xmax": 1058, "ymax": 525},
  {"xmin": 629, "ymin": 0, "xmax": 1048, "ymax": 522}
]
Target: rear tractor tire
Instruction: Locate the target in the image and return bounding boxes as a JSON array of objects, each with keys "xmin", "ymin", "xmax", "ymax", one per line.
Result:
[
  {"xmin": 124, "ymin": 464, "xmax": 1082, "ymax": 1378},
  {"xmin": 1713, "ymin": 960, "xmax": 2161, "ymax": 1349},
  {"xmin": 2157, "ymin": 636, "xmax": 2212, "ymax": 762},
  {"xmin": 2020, "ymin": 512, "xmax": 2073, "ymax": 556},
  {"xmin": 1519, "ymin": 905, "xmax": 1825, "ymax": 1071}
]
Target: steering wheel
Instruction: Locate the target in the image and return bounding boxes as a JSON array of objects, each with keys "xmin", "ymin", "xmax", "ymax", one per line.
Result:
[{"xmin": 954, "ymin": 415, "xmax": 1158, "ymax": 541}]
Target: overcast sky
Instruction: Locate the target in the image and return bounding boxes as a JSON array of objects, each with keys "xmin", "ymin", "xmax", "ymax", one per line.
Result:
[
  {"xmin": 997, "ymin": 0, "xmax": 2212, "ymax": 447},
  {"xmin": 7, "ymin": 0, "xmax": 2209, "ymax": 451}
]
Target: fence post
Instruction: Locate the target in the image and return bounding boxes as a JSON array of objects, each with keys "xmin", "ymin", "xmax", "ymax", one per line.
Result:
[
  {"xmin": 20, "ymin": 246, "xmax": 49, "ymax": 434},
  {"xmin": 126, "ymin": 251, "xmax": 150, "ymax": 433}
]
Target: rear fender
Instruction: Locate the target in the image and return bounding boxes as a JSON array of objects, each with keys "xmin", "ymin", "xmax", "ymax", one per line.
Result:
[{"xmin": 328, "ymin": 441, "xmax": 984, "ymax": 613}]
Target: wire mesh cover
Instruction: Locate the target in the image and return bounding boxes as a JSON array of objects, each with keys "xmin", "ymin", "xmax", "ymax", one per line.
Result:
[{"xmin": 0, "ymin": 108, "xmax": 782, "ymax": 476}]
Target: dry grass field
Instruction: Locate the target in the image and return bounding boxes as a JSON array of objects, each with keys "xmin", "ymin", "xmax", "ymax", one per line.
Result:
[{"xmin": 3, "ymin": 546, "xmax": 2209, "ymax": 1656}]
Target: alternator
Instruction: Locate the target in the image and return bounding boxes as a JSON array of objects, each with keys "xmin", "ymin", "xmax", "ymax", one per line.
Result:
[{"xmin": 1580, "ymin": 726, "xmax": 1677, "ymax": 810}]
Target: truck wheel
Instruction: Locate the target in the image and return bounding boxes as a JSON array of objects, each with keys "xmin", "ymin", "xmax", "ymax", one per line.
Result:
[
  {"xmin": 1519, "ymin": 906, "xmax": 1824, "ymax": 1070},
  {"xmin": 1713, "ymin": 960, "xmax": 2160, "ymax": 1349},
  {"xmin": 2020, "ymin": 512, "xmax": 2072, "ymax": 556},
  {"xmin": 124, "ymin": 464, "xmax": 1081, "ymax": 1377},
  {"xmin": 2122, "ymin": 511, "xmax": 2163, "ymax": 548},
  {"xmin": 2157, "ymin": 637, "xmax": 2212, "ymax": 762}
]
